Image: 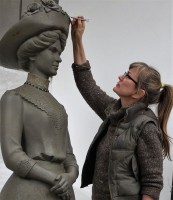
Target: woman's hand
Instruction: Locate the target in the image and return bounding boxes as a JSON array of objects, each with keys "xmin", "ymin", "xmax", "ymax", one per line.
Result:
[
  {"xmin": 71, "ymin": 16, "xmax": 87, "ymax": 64},
  {"xmin": 71, "ymin": 16, "xmax": 85, "ymax": 43},
  {"xmin": 50, "ymin": 173, "xmax": 74, "ymax": 199}
]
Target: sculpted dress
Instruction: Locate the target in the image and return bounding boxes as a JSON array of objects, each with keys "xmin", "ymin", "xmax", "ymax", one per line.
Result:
[{"xmin": 0, "ymin": 73, "xmax": 78, "ymax": 200}]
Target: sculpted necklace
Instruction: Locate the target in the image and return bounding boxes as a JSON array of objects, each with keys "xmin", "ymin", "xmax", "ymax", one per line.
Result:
[
  {"xmin": 24, "ymin": 73, "xmax": 49, "ymax": 92},
  {"xmin": 24, "ymin": 81, "xmax": 49, "ymax": 92}
]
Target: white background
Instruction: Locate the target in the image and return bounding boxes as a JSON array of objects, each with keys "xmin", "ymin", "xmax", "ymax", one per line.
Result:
[{"xmin": 0, "ymin": 0, "xmax": 172, "ymax": 200}]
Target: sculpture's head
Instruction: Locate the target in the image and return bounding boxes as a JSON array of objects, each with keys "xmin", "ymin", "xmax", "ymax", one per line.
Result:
[{"xmin": 0, "ymin": 0, "xmax": 70, "ymax": 72}]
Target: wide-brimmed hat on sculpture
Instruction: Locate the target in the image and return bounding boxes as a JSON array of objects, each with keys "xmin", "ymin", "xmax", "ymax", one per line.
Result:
[{"xmin": 0, "ymin": 0, "xmax": 70, "ymax": 71}]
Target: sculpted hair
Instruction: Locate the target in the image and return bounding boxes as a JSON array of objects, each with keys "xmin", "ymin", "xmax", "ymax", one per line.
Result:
[
  {"xmin": 129, "ymin": 62, "xmax": 173, "ymax": 159},
  {"xmin": 17, "ymin": 30, "xmax": 67, "ymax": 71}
]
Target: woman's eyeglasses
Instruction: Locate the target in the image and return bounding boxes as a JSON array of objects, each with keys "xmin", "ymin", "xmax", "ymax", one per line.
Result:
[{"xmin": 123, "ymin": 72, "xmax": 138, "ymax": 85}]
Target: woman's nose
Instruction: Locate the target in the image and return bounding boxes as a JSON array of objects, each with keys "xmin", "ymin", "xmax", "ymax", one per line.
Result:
[{"xmin": 119, "ymin": 74, "xmax": 125, "ymax": 81}]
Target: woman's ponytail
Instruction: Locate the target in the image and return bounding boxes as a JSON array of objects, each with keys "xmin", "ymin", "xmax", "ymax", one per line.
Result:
[{"xmin": 158, "ymin": 85, "xmax": 173, "ymax": 160}]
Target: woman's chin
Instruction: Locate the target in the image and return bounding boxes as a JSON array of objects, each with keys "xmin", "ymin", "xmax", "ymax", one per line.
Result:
[{"xmin": 113, "ymin": 86, "xmax": 118, "ymax": 93}]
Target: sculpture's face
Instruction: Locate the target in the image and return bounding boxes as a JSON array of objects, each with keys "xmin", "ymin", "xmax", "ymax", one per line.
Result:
[{"xmin": 30, "ymin": 40, "xmax": 62, "ymax": 78}]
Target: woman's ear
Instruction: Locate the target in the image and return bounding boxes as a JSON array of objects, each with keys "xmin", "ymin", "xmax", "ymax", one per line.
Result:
[{"xmin": 132, "ymin": 89, "xmax": 145, "ymax": 100}]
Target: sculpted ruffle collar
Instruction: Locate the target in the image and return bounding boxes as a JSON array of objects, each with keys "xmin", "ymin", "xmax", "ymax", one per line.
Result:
[{"xmin": 13, "ymin": 73, "xmax": 67, "ymax": 131}]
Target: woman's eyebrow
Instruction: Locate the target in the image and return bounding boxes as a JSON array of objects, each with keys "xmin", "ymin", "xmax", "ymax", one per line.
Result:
[{"xmin": 128, "ymin": 71, "xmax": 133, "ymax": 75}]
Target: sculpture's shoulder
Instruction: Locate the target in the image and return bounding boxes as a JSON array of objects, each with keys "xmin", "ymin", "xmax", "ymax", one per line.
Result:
[{"xmin": 1, "ymin": 86, "xmax": 23, "ymax": 107}]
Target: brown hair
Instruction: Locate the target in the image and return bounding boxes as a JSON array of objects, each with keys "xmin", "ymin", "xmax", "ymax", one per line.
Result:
[{"xmin": 129, "ymin": 62, "xmax": 173, "ymax": 159}]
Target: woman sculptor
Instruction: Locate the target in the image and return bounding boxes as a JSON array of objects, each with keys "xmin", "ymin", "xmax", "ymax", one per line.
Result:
[{"xmin": 71, "ymin": 16, "xmax": 173, "ymax": 200}]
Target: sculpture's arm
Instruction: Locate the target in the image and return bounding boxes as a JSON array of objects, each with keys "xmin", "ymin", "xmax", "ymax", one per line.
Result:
[
  {"xmin": 64, "ymin": 130, "xmax": 79, "ymax": 180},
  {"xmin": 1, "ymin": 91, "xmax": 36, "ymax": 176}
]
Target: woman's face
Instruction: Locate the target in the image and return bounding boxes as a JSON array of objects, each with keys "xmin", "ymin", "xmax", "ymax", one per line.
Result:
[
  {"xmin": 113, "ymin": 67, "xmax": 141, "ymax": 103},
  {"xmin": 30, "ymin": 40, "xmax": 62, "ymax": 79}
]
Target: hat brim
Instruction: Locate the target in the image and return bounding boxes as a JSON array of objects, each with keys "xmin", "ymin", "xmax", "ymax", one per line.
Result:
[{"xmin": 0, "ymin": 11, "xmax": 70, "ymax": 70}]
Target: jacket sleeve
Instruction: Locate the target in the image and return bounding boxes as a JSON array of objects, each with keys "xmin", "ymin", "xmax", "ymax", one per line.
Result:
[
  {"xmin": 72, "ymin": 61, "xmax": 114, "ymax": 120},
  {"xmin": 137, "ymin": 122, "xmax": 163, "ymax": 200},
  {"xmin": 0, "ymin": 91, "xmax": 36, "ymax": 177}
]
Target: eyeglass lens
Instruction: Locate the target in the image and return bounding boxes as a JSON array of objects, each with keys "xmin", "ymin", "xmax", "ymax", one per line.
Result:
[{"xmin": 124, "ymin": 72, "xmax": 138, "ymax": 85}]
